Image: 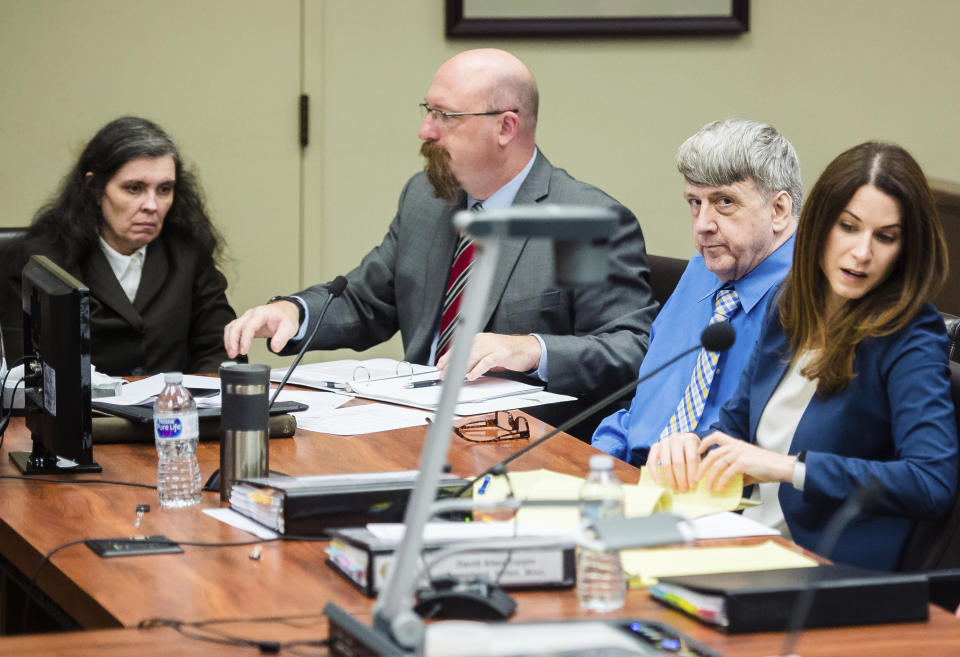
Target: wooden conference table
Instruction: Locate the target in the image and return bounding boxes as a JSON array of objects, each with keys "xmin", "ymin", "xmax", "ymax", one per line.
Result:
[{"xmin": 1, "ymin": 411, "xmax": 958, "ymax": 656}]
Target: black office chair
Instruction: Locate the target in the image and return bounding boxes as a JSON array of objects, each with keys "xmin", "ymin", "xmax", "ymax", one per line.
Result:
[
  {"xmin": 647, "ymin": 254, "xmax": 687, "ymax": 309},
  {"xmin": 0, "ymin": 228, "xmax": 27, "ymax": 365},
  {"xmin": 0, "ymin": 226, "xmax": 27, "ymax": 249},
  {"xmin": 941, "ymin": 312, "xmax": 960, "ymax": 363}
]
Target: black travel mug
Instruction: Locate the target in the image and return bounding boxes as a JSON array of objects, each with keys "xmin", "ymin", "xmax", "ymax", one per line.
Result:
[{"xmin": 219, "ymin": 363, "xmax": 270, "ymax": 502}]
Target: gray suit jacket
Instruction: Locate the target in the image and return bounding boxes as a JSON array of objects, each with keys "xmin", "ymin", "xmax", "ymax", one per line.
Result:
[{"xmin": 289, "ymin": 150, "xmax": 656, "ymax": 405}]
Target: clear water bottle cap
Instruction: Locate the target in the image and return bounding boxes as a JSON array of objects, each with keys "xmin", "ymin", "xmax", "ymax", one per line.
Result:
[
  {"xmin": 589, "ymin": 454, "xmax": 614, "ymax": 471},
  {"xmin": 163, "ymin": 372, "xmax": 184, "ymax": 385}
]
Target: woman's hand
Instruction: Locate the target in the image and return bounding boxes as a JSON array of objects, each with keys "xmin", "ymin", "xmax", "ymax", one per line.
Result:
[
  {"xmin": 647, "ymin": 432, "xmax": 702, "ymax": 492},
  {"xmin": 697, "ymin": 431, "xmax": 797, "ymax": 492}
]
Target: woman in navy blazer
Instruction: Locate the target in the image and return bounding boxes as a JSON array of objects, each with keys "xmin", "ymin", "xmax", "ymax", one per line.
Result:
[{"xmin": 650, "ymin": 142, "xmax": 958, "ymax": 570}]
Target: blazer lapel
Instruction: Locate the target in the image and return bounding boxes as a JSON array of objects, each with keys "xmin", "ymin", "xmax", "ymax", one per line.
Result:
[
  {"xmin": 134, "ymin": 237, "xmax": 169, "ymax": 312},
  {"xmin": 83, "ymin": 249, "xmax": 143, "ymax": 329},
  {"xmin": 477, "ymin": 150, "xmax": 550, "ymax": 328},
  {"xmin": 748, "ymin": 327, "xmax": 793, "ymax": 440}
]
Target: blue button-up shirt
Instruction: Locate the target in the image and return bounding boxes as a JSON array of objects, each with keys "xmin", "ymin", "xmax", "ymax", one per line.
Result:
[{"xmin": 591, "ymin": 236, "xmax": 795, "ymax": 465}]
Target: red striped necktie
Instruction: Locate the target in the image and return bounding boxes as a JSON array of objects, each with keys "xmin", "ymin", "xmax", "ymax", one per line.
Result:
[{"xmin": 436, "ymin": 202, "xmax": 483, "ymax": 359}]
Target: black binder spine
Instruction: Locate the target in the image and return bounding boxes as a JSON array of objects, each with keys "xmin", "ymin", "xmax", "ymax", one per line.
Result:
[{"xmin": 723, "ymin": 577, "xmax": 929, "ymax": 633}]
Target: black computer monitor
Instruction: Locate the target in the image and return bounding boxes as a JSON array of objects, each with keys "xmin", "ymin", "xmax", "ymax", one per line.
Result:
[{"xmin": 9, "ymin": 255, "xmax": 100, "ymax": 474}]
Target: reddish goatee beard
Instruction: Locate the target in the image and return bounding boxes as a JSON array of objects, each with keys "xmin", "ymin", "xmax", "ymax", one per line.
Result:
[{"xmin": 420, "ymin": 141, "xmax": 462, "ymax": 202}]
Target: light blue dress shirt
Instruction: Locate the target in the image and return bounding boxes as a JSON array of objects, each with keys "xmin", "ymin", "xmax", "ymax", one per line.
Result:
[{"xmin": 591, "ymin": 235, "xmax": 794, "ymax": 465}]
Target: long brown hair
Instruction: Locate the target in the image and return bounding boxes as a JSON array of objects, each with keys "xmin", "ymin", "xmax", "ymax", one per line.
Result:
[{"xmin": 780, "ymin": 142, "xmax": 947, "ymax": 394}]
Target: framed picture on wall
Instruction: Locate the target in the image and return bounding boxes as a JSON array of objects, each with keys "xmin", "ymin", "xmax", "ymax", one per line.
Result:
[{"xmin": 446, "ymin": 0, "xmax": 749, "ymax": 37}]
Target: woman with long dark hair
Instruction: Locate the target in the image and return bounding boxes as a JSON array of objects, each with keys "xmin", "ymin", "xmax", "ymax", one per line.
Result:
[
  {"xmin": 650, "ymin": 142, "xmax": 958, "ymax": 570},
  {"xmin": 0, "ymin": 116, "xmax": 237, "ymax": 375}
]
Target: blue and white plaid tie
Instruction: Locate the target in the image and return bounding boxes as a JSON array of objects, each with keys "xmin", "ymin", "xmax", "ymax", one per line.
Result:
[{"xmin": 660, "ymin": 286, "xmax": 741, "ymax": 437}]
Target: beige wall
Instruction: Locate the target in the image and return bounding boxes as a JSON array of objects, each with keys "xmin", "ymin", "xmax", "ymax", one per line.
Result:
[
  {"xmin": 306, "ymin": 0, "xmax": 960, "ymax": 266},
  {"xmin": 0, "ymin": 0, "xmax": 302, "ymax": 364},
  {"xmin": 3, "ymin": 0, "xmax": 959, "ymax": 365}
]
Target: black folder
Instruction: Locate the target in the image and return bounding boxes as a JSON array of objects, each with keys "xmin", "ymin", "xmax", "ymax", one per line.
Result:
[
  {"xmin": 652, "ymin": 565, "xmax": 929, "ymax": 633},
  {"xmin": 230, "ymin": 473, "xmax": 470, "ymax": 536}
]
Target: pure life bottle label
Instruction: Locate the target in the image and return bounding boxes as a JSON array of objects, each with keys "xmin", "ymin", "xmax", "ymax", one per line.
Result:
[
  {"xmin": 155, "ymin": 416, "xmax": 183, "ymax": 438},
  {"xmin": 155, "ymin": 414, "xmax": 198, "ymax": 440}
]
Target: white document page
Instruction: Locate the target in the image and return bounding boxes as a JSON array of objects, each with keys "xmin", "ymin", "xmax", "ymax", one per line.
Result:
[
  {"xmin": 452, "ymin": 390, "xmax": 575, "ymax": 415},
  {"xmin": 97, "ymin": 373, "xmax": 221, "ymax": 405},
  {"xmin": 294, "ymin": 403, "xmax": 432, "ymax": 435},
  {"xmin": 203, "ymin": 507, "xmax": 280, "ymax": 540},
  {"xmin": 269, "ymin": 358, "xmax": 435, "ymax": 392},
  {"xmin": 689, "ymin": 511, "xmax": 781, "ymax": 540},
  {"xmin": 190, "ymin": 388, "xmax": 353, "ymax": 410},
  {"xmin": 351, "ymin": 374, "xmax": 537, "ymax": 405}
]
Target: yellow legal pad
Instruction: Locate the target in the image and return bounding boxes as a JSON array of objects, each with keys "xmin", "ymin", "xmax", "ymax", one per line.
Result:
[
  {"xmin": 628, "ymin": 467, "xmax": 743, "ymax": 518},
  {"xmin": 623, "ymin": 540, "xmax": 819, "ymax": 588},
  {"xmin": 473, "ymin": 467, "xmax": 746, "ymax": 529}
]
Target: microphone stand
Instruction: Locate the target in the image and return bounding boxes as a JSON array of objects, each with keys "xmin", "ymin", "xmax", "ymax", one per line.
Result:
[
  {"xmin": 777, "ymin": 478, "xmax": 884, "ymax": 657},
  {"xmin": 322, "ymin": 205, "xmax": 648, "ymax": 655},
  {"xmin": 450, "ymin": 320, "xmax": 735, "ymax": 499},
  {"xmin": 370, "ymin": 235, "xmax": 501, "ymax": 649},
  {"xmin": 268, "ymin": 276, "xmax": 348, "ymax": 408},
  {"xmin": 203, "ymin": 277, "xmax": 350, "ymax": 493}
]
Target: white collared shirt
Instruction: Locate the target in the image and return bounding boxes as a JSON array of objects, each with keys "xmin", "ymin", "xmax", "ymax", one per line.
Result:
[
  {"xmin": 744, "ymin": 350, "xmax": 818, "ymax": 538},
  {"xmin": 99, "ymin": 236, "xmax": 147, "ymax": 303}
]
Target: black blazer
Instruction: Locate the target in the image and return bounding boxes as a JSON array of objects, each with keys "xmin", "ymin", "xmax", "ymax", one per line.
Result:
[{"xmin": 1, "ymin": 231, "xmax": 237, "ymax": 376}]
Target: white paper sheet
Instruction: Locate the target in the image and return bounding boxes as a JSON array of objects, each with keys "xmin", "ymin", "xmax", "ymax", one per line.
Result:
[
  {"xmin": 203, "ymin": 507, "xmax": 280, "ymax": 540},
  {"xmin": 294, "ymin": 403, "xmax": 432, "ymax": 435},
  {"xmin": 97, "ymin": 373, "xmax": 221, "ymax": 405},
  {"xmin": 270, "ymin": 358, "xmax": 436, "ymax": 392},
  {"xmin": 190, "ymin": 388, "xmax": 353, "ymax": 410},
  {"xmin": 349, "ymin": 374, "xmax": 543, "ymax": 409},
  {"xmin": 689, "ymin": 511, "xmax": 781, "ymax": 540},
  {"xmin": 452, "ymin": 390, "xmax": 575, "ymax": 416}
]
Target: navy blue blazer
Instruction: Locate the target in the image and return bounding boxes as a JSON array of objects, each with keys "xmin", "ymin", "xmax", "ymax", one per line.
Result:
[{"xmin": 712, "ymin": 302, "xmax": 958, "ymax": 570}]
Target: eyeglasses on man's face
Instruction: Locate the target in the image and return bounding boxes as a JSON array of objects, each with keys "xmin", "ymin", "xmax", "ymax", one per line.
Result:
[
  {"xmin": 419, "ymin": 103, "xmax": 519, "ymax": 124},
  {"xmin": 454, "ymin": 410, "xmax": 530, "ymax": 443}
]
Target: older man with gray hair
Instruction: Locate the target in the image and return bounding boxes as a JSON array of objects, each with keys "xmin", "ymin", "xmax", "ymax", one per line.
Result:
[{"xmin": 592, "ymin": 118, "xmax": 801, "ymax": 465}]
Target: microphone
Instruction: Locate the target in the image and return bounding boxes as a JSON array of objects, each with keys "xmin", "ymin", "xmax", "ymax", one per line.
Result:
[
  {"xmin": 268, "ymin": 276, "xmax": 348, "ymax": 408},
  {"xmin": 450, "ymin": 321, "xmax": 736, "ymax": 498},
  {"xmin": 699, "ymin": 320, "xmax": 735, "ymax": 352}
]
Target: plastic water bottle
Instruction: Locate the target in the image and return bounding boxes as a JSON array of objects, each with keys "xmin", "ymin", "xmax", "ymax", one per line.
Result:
[
  {"xmin": 154, "ymin": 372, "xmax": 201, "ymax": 507},
  {"xmin": 577, "ymin": 453, "xmax": 626, "ymax": 612}
]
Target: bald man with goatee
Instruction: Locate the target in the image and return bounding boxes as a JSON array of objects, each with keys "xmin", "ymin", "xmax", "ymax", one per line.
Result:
[{"xmin": 225, "ymin": 49, "xmax": 656, "ymax": 437}]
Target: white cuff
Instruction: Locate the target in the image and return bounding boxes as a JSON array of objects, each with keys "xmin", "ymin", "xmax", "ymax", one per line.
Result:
[
  {"xmin": 792, "ymin": 460, "xmax": 806, "ymax": 491},
  {"xmin": 290, "ymin": 295, "xmax": 308, "ymax": 342},
  {"xmin": 531, "ymin": 333, "xmax": 548, "ymax": 381}
]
